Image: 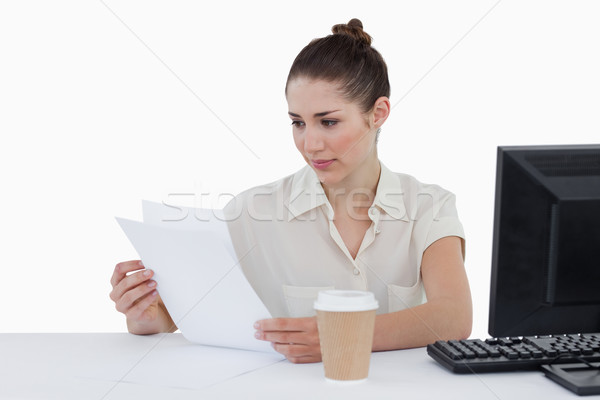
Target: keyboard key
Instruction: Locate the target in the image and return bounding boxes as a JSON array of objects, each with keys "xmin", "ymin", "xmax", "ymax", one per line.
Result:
[
  {"xmin": 526, "ymin": 337, "xmax": 555, "ymax": 350},
  {"xmin": 566, "ymin": 347, "xmax": 581, "ymax": 355},
  {"xmin": 474, "ymin": 349, "xmax": 489, "ymax": 358},
  {"xmin": 488, "ymin": 348, "xmax": 501, "ymax": 358},
  {"xmin": 521, "ymin": 337, "xmax": 535, "ymax": 345},
  {"xmin": 525, "ymin": 345, "xmax": 539, "ymax": 353},
  {"xmin": 462, "ymin": 350, "xmax": 476, "ymax": 359},
  {"xmin": 518, "ymin": 351, "xmax": 531, "ymax": 358},
  {"xmin": 581, "ymin": 348, "xmax": 594, "ymax": 355},
  {"xmin": 531, "ymin": 350, "xmax": 543, "ymax": 358},
  {"xmin": 543, "ymin": 349, "xmax": 558, "ymax": 357},
  {"xmin": 498, "ymin": 346, "xmax": 518, "ymax": 359},
  {"xmin": 434, "ymin": 341, "xmax": 463, "ymax": 360}
]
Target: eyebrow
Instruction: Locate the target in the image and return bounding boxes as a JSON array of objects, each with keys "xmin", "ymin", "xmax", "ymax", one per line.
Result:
[{"xmin": 288, "ymin": 110, "xmax": 341, "ymax": 118}]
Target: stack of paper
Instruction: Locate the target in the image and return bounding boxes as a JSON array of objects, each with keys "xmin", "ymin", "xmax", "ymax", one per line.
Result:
[{"xmin": 116, "ymin": 201, "xmax": 275, "ymax": 354}]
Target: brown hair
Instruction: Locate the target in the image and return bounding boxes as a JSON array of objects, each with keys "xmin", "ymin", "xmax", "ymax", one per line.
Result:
[{"xmin": 285, "ymin": 18, "xmax": 390, "ymax": 114}]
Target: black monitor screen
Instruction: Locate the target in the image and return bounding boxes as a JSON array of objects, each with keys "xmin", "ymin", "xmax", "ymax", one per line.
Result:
[{"xmin": 489, "ymin": 144, "xmax": 600, "ymax": 337}]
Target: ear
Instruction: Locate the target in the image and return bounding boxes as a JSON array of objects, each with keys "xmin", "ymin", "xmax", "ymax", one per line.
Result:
[{"xmin": 371, "ymin": 96, "xmax": 390, "ymax": 128}]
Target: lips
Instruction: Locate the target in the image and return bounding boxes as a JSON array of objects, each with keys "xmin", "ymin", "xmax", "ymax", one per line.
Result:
[{"xmin": 312, "ymin": 159, "xmax": 335, "ymax": 170}]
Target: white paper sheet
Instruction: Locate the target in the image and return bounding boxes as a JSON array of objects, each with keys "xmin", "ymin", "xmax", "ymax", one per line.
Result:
[
  {"xmin": 116, "ymin": 203, "xmax": 276, "ymax": 354},
  {"xmin": 141, "ymin": 200, "xmax": 236, "ymax": 259}
]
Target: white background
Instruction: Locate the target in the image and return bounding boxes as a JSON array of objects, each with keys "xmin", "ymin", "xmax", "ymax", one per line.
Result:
[{"xmin": 0, "ymin": 0, "xmax": 598, "ymax": 340}]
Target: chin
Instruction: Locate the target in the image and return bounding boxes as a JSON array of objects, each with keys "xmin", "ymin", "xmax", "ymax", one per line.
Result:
[{"xmin": 313, "ymin": 170, "xmax": 341, "ymax": 187}]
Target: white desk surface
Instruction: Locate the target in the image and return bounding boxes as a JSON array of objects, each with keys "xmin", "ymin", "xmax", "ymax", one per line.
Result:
[{"xmin": 0, "ymin": 333, "xmax": 581, "ymax": 399}]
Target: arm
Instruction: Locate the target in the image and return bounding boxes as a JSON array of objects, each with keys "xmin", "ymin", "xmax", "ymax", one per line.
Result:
[{"xmin": 372, "ymin": 235, "xmax": 472, "ymax": 350}]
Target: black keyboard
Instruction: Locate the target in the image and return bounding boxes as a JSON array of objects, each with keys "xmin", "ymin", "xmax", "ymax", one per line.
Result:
[{"xmin": 427, "ymin": 333, "xmax": 600, "ymax": 373}]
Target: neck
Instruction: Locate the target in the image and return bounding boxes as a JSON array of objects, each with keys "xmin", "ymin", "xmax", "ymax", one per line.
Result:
[{"xmin": 322, "ymin": 156, "xmax": 381, "ymax": 216}]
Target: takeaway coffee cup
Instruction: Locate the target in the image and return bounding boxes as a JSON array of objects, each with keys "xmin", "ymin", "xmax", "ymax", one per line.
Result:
[{"xmin": 314, "ymin": 290, "xmax": 379, "ymax": 382}]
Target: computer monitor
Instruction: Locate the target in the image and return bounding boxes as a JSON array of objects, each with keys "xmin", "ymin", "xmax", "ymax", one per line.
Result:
[{"xmin": 489, "ymin": 144, "xmax": 600, "ymax": 337}]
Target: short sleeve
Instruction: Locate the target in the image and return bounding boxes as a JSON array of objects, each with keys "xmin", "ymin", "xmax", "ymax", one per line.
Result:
[{"xmin": 423, "ymin": 193, "xmax": 465, "ymax": 257}]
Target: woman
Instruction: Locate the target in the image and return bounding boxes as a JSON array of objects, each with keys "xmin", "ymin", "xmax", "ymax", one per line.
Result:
[{"xmin": 110, "ymin": 18, "xmax": 472, "ymax": 364}]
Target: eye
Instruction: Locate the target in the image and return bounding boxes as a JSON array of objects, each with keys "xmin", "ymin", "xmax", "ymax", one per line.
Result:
[
  {"xmin": 322, "ymin": 120, "xmax": 337, "ymax": 127},
  {"xmin": 291, "ymin": 120, "xmax": 305, "ymax": 127}
]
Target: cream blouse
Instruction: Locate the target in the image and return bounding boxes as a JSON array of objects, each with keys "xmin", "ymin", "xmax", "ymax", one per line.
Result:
[{"xmin": 224, "ymin": 162, "xmax": 465, "ymax": 318}]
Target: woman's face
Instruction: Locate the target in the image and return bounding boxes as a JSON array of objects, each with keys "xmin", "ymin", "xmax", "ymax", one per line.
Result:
[{"xmin": 286, "ymin": 78, "xmax": 379, "ymax": 189}]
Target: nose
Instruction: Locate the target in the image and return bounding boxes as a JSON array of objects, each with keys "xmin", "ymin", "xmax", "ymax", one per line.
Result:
[{"xmin": 303, "ymin": 125, "xmax": 325, "ymax": 154}]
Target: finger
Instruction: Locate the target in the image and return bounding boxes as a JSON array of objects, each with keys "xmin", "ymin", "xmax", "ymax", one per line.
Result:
[
  {"xmin": 272, "ymin": 343, "xmax": 321, "ymax": 360},
  {"xmin": 256, "ymin": 331, "xmax": 316, "ymax": 346},
  {"xmin": 111, "ymin": 260, "xmax": 144, "ymax": 287},
  {"xmin": 286, "ymin": 354, "xmax": 322, "ymax": 364},
  {"xmin": 111, "ymin": 260, "xmax": 143, "ymax": 287},
  {"xmin": 256, "ymin": 317, "xmax": 313, "ymax": 332},
  {"xmin": 114, "ymin": 279, "xmax": 157, "ymax": 314},
  {"xmin": 110, "ymin": 268, "xmax": 154, "ymax": 303},
  {"xmin": 255, "ymin": 318, "xmax": 296, "ymax": 332},
  {"xmin": 126, "ymin": 289, "xmax": 159, "ymax": 321}
]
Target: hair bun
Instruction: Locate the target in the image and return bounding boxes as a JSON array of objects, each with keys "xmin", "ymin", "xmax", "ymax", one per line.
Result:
[{"xmin": 331, "ymin": 18, "xmax": 372, "ymax": 46}]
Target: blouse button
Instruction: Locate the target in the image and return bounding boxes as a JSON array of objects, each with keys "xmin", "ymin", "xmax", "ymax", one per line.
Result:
[{"xmin": 353, "ymin": 268, "xmax": 360, "ymax": 275}]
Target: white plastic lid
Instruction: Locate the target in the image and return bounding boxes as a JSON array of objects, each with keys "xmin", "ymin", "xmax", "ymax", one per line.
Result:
[{"xmin": 314, "ymin": 290, "xmax": 379, "ymax": 312}]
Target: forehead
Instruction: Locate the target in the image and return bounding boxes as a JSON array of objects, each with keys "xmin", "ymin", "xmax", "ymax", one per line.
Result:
[{"xmin": 286, "ymin": 78, "xmax": 355, "ymax": 113}]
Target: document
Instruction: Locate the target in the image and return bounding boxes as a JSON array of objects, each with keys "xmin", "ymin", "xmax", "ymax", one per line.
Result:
[
  {"xmin": 141, "ymin": 200, "xmax": 236, "ymax": 259},
  {"xmin": 116, "ymin": 201, "xmax": 277, "ymax": 354}
]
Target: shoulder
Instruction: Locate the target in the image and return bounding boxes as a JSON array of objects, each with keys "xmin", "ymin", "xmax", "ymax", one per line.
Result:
[
  {"xmin": 381, "ymin": 166, "xmax": 465, "ymax": 253},
  {"xmin": 380, "ymin": 164, "xmax": 458, "ymax": 217},
  {"xmin": 373, "ymin": 162, "xmax": 463, "ymax": 240},
  {"xmin": 397, "ymin": 172, "xmax": 456, "ymax": 204}
]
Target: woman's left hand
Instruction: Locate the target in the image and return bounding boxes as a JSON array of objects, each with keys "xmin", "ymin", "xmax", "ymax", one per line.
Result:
[{"xmin": 254, "ymin": 317, "xmax": 321, "ymax": 363}]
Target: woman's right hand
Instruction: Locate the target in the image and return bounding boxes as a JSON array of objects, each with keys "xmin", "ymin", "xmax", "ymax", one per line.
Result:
[{"xmin": 110, "ymin": 260, "xmax": 176, "ymax": 335}]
